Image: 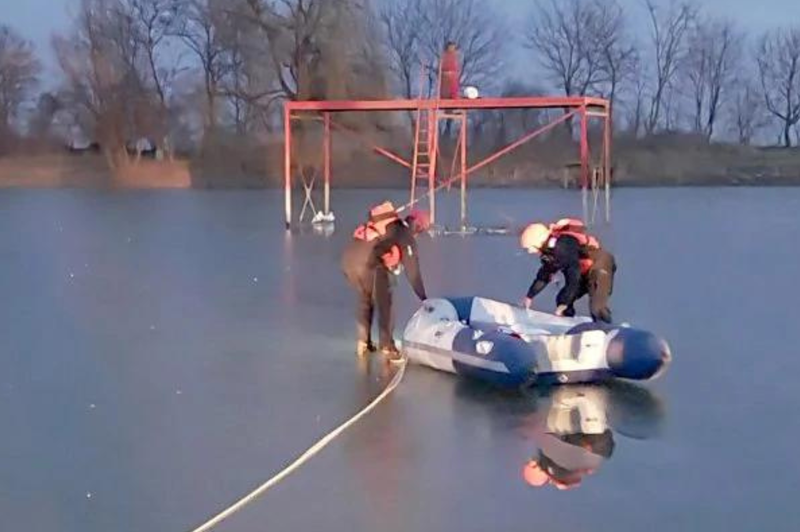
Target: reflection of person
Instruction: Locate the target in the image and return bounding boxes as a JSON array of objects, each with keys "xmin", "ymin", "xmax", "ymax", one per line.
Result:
[
  {"xmin": 451, "ymin": 379, "xmax": 663, "ymax": 492},
  {"xmin": 341, "ymin": 202, "xmax": 429, "ymax": 361},
  {"xmin": 522, "ymin": 387, "xmax": 615, "ymax": 490},
  {"xmin": 440, "ymin": 41, "xmax": 460, "ymax": 99}
]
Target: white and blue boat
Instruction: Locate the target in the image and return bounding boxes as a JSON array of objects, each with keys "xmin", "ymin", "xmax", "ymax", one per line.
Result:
[{"xmin": 401, "ymin": 297, "xmax": 672, "ymax": 388}]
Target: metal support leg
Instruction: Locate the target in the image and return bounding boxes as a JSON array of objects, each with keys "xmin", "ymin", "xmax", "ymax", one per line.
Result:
[
  {"xmin": 428, "ymin": 111, "xmax": 438, "ymax": 225},
  {"xmin": 603, "ymin": 108, "xmax": 612, "ymax": 223},
  {"xmin": 460, "ymin": 113, "xmax": 468, "ymax": 229},
  {"xmin": 284, "ymin": 107, "xmax": 293, "ymax": 229},
  {"xmin": 580, "ymin": 106, "xmax": 590, "ymax": 223},
  {"xmin": 299, "ymin": 168, "xmax": 318, "ymax": 222},
  {"xmin": 324, "ymin": 112, "xmax": 331, "ymax": 215}
]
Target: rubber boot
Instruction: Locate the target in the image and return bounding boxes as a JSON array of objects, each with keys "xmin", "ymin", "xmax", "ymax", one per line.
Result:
[
  {"xmin": 380, "ymin": 344, "xmax": 404, "ymax": 364},
  {"xmin": 356, "ymin": 340, "xmax": 376, "ymax": 357}
]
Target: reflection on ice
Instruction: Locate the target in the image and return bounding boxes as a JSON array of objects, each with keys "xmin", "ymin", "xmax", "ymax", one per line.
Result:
[{"xmin": 454, "ymin": 379, "xmax": 665, "ymax": 491}]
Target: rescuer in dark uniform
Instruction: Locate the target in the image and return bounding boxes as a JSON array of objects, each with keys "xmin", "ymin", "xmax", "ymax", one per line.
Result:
[
  {"xmin": 519, "ymin": 219, "xmax": 616, "ymax": 323},
  {"xmin": 341, "ymin": 202, "xmax": 429, "ymax": 362}
]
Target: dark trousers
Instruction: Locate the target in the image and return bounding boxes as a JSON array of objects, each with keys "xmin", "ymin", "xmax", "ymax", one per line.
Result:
[
  {"xmin": 558, "ymin": 265, "xmax": 615, "ymax": 323},
  {"xmin": 352, "ymin": 267, "xmax": 394, "ymax": 348}
]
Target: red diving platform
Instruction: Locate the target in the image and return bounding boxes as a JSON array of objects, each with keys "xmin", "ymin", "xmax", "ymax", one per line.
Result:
[{"xmin": 283, "ymin": 95, "xmax": 612, "ymax": 228}]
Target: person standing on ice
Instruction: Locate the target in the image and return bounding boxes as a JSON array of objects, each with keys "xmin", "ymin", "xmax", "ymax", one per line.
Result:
[
  {"xmin": 341, "ymin": 202, "xmax": 429, "ymax": 362},
  {"xmin": 519, "ymin": 218, "xmax": 616, "ymax": 323}
]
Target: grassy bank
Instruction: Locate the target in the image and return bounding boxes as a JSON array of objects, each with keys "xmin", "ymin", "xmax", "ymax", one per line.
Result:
[{"xmin": 2, "ymin": 137, "xmax": 800, "ymax": 189}]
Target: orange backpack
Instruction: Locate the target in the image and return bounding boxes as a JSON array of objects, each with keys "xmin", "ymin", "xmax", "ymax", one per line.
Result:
[{"xmin": 548, "ymin": 218, "xmax": 600, "ymax": 274}]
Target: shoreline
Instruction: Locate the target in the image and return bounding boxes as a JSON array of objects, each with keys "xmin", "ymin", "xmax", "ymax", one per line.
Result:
[
  {"xmin": 3, "ymin": 174, "xmax": 800, "ymax": 189},
  {"xmin": 3, "ymin": 182, "xmax": 800, "ymax": 190},
  {"xmin": 2, "ymin": 153, "xmax": 800, "ymax": 189}
]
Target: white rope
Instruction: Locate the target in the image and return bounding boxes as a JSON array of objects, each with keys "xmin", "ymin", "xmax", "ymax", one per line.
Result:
[{"xmin": 187, "ymin": 358, "xmax": 408, "ymax": 532}]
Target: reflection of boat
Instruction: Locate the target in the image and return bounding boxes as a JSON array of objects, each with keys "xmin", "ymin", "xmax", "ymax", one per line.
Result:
[
  {"xmin": 523, "ymin": 386, "xmax": 614, "ymax": 490},
  {"xmin": 294, "ymin": 223, "xmax": 335, "ymax": 237},
  {"xmin": 402, "ymin": 297, "xmax": 672, "ymax": 388},
  {"xmin": 312, "ymin": 223, "xmax": 335, "ymax": 237},
  {"xmin": 455, "ymin": 379, "xmax": 665, "ymax": 491}
]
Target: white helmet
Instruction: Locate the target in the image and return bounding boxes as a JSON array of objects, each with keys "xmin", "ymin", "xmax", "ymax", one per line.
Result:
[{"xmin": 520, "ymin": 223, "xmax": 550, "ymax": 254}]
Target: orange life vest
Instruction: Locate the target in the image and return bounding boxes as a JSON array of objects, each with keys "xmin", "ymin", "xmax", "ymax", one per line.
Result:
[
  {"xmin": 547, "ymin": 218, "xmax": 601, "ymax": 275},
  {"xmin": 353, "ymin": 202, "xmax": 402, "ymax": 270}
]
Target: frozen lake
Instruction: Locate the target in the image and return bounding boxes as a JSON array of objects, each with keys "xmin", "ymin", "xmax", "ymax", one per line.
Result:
[{"xmin": 0, "ymin": 187, "xmax": 798, "ymax": 531}]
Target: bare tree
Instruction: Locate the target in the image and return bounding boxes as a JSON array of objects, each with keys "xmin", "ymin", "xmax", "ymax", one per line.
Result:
[
  {"xmin": 217, "ymin": 16, "xmax": 253, "ymax": 134},
  {"xmin": 243, "ymin": 0, "xmax": 388, "ymax": 103},
  {"xmin": 169, "ymin": 0, "xmax": 281, "ymax": 135},
  {"xmin": 593, "ymin": 0, "xmax": 639, "ymax": 108},
  {"xmin": 524, "ymin": 0, "xmax": 606, "ymax": 136},
  {"xmin": 729, "ymin": 79, "xmax": 766, "ymax": 145},
  {"xmin": 53, "ymin": 0, "xmax": 154, "ymax": 167},
  {"xmin": 350, "ymin": 5, "xmax": 393, "ymax": 100},
  {"xmin": 643, "ymin": 0, "xmax": 697, "ymax": 134},
  {"xmin": 99, "ymin": 0, "xmax": 169, "ymax": 147},
  {"xmin": 662, "ymin": 84, "xmax": 681, "ymax": 131},
  {"xmin": 29, "ymin": 92, "xmax": 62, "ymax": 140},
  {"xmin": 0, "ymin": 25, "xmax": 43, "ymax": 139},
  {"xmin": 756, "ymin": 27, "xmax": 800, "ymax": 147},
  {"xmin": 315, "ymin": 0, "xmax": 390, "ymax": 100},
  {"xmin": 682, "ymin": 16, "xmax": 740, "ymax": 140},
  {"xmin": 379, "ymin": 0, "xmax": 424, "ymax": 99},
  {"xmin": 420, "ymin": 0, "xmax": 507, "ymax": 93},
  {"xmin": 380, "ymin": 0, "xmax": 507, "ymax": 99},
  {"xmin": 626, "ymin": 59, "xmax": 648, "ymax": 136},
  {"xmin": 173, "ymin": 0, "xmax": 230, "ymax": 134},
  {"xmin": 129, "ymin": 0, "xmax": 180, "ymax": 108},
  {"xmin": 243, "ymin": 0, "xmax": 327, "ymax": 102},
  {"xmin": 128, "ymin": 0, "xmax": 184, "ymax": 151},
  {"xmin": 525, "ymin": 0, "xmax": 636, "ymax": 135},
  {"xmin": 526, "ymin": 2, "xmax": 636, "ymax": 96},
  {"xmin": 53, "ymin": 0, "xmax": 184, "ymax": 158},
  {"xmin": 525, "ymin": 0, "xmax": 606, "ymax": 98}
]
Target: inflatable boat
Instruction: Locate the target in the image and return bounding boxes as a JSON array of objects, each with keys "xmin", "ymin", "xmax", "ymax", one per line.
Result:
[{"xmin": 401, "ymin": 297, "xmax": 672, "ymax": 388}]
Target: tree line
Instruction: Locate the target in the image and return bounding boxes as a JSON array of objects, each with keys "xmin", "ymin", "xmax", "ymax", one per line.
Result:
[{"xmin": 1, "ymin": 0, "xmax": 800, "ymax": 166}]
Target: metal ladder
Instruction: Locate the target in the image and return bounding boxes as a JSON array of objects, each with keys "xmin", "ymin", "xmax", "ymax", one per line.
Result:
[{"xmin": 410, "ymin": 63, "xmax": 442, "ymax": 205}]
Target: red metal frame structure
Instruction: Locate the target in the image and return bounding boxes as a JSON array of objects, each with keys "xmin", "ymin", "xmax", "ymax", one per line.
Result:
[{"xmin": 283, "ymin": 96, "xmax": 612, "ymax": 228}]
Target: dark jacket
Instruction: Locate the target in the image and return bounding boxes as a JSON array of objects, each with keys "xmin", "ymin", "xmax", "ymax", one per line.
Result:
[
  {"xmin": 342, "ymin": 220, "xmax": 427, "ymax": 301},
  {"xmin": 526, "ymin": 235, "xmax": 614, "ymax": 308}
]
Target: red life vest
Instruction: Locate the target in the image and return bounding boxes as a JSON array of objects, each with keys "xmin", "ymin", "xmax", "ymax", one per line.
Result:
[
  {"xmin": 547, "ymin": 218, "xmax": 601, "ymax": 275},
  {"xmin": 353, "ymin": 202, "xmax": 402, "ymax": 270}
]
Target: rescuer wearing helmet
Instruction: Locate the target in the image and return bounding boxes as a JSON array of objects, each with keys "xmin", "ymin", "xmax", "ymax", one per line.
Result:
[
  {"xmin": 519, "ymin": 218, "xmax": 616, "ymax": 323},
  {"xmin": 341, "ymin": 201, "xmax": 430, "ymax": 362}
]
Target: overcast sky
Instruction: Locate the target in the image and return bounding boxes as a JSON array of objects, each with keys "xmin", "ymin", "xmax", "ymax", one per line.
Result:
[{"xmin": 4, "ymin": 0, "xmax": 800, "ymax": 84}]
